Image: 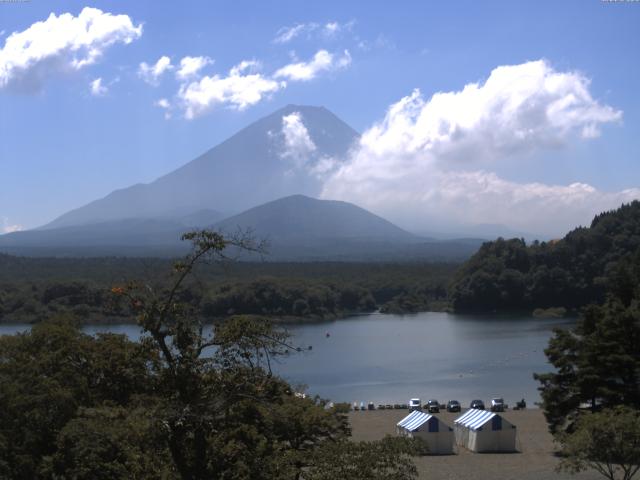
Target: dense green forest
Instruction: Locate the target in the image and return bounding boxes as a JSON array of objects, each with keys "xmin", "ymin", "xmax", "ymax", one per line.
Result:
[
  {"xmin": 449, "ymin": 201, "xmax": 640, "ymax": 313},
  {"xmin": 0, "ymin": 257, "xmax": 454, "ymax": 323}
]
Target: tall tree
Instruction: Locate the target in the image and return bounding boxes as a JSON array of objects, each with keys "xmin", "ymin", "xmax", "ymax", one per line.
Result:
[
  {"xmin": 557, "ymin": 406, "xmax": 640, "ymax": 480},
  {"xmin": 535, "ymin": 249, "xmax": 640, "ymax": 434}
]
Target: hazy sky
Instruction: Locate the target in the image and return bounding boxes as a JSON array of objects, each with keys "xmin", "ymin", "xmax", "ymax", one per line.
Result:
[{"xmin": 1, "ymin": 0, "xmax": 639, "ymax": 234}]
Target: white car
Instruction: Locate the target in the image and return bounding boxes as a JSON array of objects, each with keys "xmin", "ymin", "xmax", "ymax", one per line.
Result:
[{"xmin": 409, "ymin": 398, "xmax": 421, "ymax": 411}]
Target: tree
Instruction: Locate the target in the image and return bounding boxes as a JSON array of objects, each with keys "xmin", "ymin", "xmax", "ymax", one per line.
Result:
[
  {"xmin": 534, "ymin": 251, "xmax": 640, "ymax": 434},
  {"xmin": 304, "ymin": 436, "xmax": 426, "ymax": 480},
  {"xmin": 110, "ymin": 230, "xmax": 421, "ymax": 479},
  {"xmin": 0, "ymin": 316, "xmax": 156, "ymax": 478},
  {"xmin": 42, "ymin": 406, "xmax": 173, "ymax": 480},
  {"xmin": 1, "ymin": 230, "xmax": 423, "ymax": 479},
  {"xmin": 557, "ymin": 406, "xmax": 640, "ymax": 480}
]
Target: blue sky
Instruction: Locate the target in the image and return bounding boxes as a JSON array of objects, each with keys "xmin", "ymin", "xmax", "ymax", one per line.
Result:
[{"xmin": 1, "ymin": 0, "xmax": 639, "ymax": 233}]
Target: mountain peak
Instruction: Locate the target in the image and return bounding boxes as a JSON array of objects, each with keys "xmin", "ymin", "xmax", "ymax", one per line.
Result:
[{"xmin": 42, "ymin": 105, "xmax": 360, "ymax": 230}]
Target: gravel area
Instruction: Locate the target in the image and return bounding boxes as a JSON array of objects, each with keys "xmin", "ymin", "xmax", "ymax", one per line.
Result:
[{"xmin": 349, "ymin": 408, "xmax": 601, "ymax": 480}]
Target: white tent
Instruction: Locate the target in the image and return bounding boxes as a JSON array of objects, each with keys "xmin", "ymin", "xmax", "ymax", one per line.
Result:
[
  {"xmin": 396, "ymin": 410, "xmax": 454, "ymax": 454},
  {"xmin": 454, "ymin": 409, "xmax": 516, "ymax": 453}
]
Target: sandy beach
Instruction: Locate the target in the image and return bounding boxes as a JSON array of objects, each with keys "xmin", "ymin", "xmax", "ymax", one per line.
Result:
[{"xmin": 349, "ymin": 408, "xmax": 601, "ymax": 480}]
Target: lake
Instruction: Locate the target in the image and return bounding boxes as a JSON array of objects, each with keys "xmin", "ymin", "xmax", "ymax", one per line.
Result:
[{"xmin": 0, "ymin": 312, "xmax": 573, "ymax": 408}]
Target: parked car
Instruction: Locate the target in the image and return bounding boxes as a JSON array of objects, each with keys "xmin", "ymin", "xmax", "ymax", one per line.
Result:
[
  {"xmin": 426, "ymin": 399, "xmax": 440, "ymax": 413},
  {"xmin": 470, "ymin": 399, "xmax": 485, "ymax": 410},
  {"xmin": 446, "ymin": 400, "xmax": 461, "ymax": 412},
  {"xmin": 409, "ymin": 398, "xmax": 421, "ymax": 411},
  {"xmin": 490, "ymin": 397, "xmax": 505, "ymax": 412}
]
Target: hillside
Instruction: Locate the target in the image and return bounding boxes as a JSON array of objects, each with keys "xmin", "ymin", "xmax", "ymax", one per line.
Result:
[
  {"xmin": 449, "ymin": 201, "xmax": 640, "ymax": 312},
  {"xmin": 0, "ymin": 195, "xmax": 483, "ymax": 261},
  {"xmin": 214, "ymin": 195, "xmax": 418, "ymax": 242}
]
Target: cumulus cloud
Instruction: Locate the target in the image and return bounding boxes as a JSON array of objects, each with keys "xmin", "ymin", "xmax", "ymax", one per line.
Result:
[
  {"xmin": 274, "ymin": 49, "xmax": 351, "ymax": 82},
  {"xmin": 357, "ymin": 60, "xmax": 622, "ymax": 167},
  {"xmin": 176, "ymin": 55, "xmax": 213, "ymax": 80},
  {"xmin": 278, "ymin": 112, "xmax": 339, "ymax": 178},
  {"xmin": 90, "ymin": 77, "xmax": 107, "ymax": 96},
  {"xmin": 0, "ymin": 7, "xmax": 142, "ymax": 92},
  {"xmin": 164, "ymin": 50, "xmax": 352, "ymax": 119},
  {"xmin": 177, "ymin": 61, "xmax": 282, "ymax": 118},
  {"xmin": 280, "ymin": 112, "xmax": 317, "ymax": 168},
  {"xmin": 138, "ymin": 55, "xmax": 172, "ymax": 85},
  {"xmin": 1, "ymin": 217, "xmax": 23, "ymax": 234},
  {"xmin": 321, "ymin": 60, "xmax": 634, "ymax": 236}
]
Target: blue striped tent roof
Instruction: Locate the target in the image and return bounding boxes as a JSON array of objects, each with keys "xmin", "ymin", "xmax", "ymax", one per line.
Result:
[
  {"xmin": 454, "ymin": 409, "xmax": 498, "ymax": 431},
  {"xmin": 397, "ymin": 410, "xmax": 433, "ymax": 432}
]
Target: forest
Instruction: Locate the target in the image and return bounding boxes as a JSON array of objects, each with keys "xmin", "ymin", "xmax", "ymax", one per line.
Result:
[
  {"xmin": 449, "ymin": 201, "xmax": 640, "ymax": 313},
  {"xmin": 2, "ymin": 201, "xmax": 639, "ymax": 324},
  {"xmin": 0, "ymin": 257, "xmax": 454, "ymax": 323}
]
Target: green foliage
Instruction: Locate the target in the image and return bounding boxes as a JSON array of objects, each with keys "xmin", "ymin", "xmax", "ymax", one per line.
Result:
[
  {"xmin": 0, "ymin": 316, "xmax": 156, "ymax": 478},
  {"xmin": 0, "ymin": 231, "xmax": 422, "ymax": 479},
  {"xmin": 535, "ymin": 248, "xmax": 640, "ymax": 434},
  {"xmin": 450, "ymin": 201, "xmax": 640, "ymax": 312},
  {"xmin": 557, "ymin": 406, "xmax": 640, "ymax": 480},
  {"xmin": 203, "ymin": 278, "xmax": 376, "ymax": 319},
  {"xmin": 304, "ymin": 436, "xmax": 426, "ymax": 480},
  {"xmin": 43, "ymin": 406, "xmax": 173, "ymax": 480},
  {"xmin": 0, "ymin": 258, "xmax": 456, "ymax": 323}
]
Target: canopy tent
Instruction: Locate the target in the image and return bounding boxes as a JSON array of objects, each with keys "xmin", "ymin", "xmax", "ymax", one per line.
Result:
[
  {"xmin": 454, "ymin": 409, "xmax": 516, "ymax": 452},
  {"xmin": 396, "ymin": 410, "xmax": 454, "ymax": 454}
]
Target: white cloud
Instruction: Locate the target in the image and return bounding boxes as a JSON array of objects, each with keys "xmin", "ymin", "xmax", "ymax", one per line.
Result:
[
  {"xmin": 274, "ymin": 49, "xmax": 351, "ymax": 82},
  {"xmin": 321, "ymin": 60, "xmax": 634, "ymax": 236},
  {"xmin": 177, "ymin": 61, "xmax": 282, "ymax": 118},
  {"xmin": 278, "ymin": 112, "xmax": 339, "ymax": 178},
  {"xmin": 1, "ymin": 217, "xmax": 23, "ymax": 234},
  {"xmin": 138, "ymin": 55, "xmax": 172, "ymax": 85},
  {"xmin": 154, "ymin": 97, "xmax": 172, "ymax": 119},
  {"xmin": 280, "ymin": 112, "xmax": 317, "ymax": 168},
  {"xmin": 155, "ymin": 98, "xmax": 170, "ymax": 109},
  {"xmin": 273, "ymin": 23, "xmax": 318, "ymax": 44},
  {"xmin": 273, "ymin": 20, "xmax": 354, "ymax": 43},
  {"xmin": 90, "ymin": 77, "xmax": 107, "ymax": 96},
  {"xmin": 176, "ymin": 55, "xmax": 213, "ymax": 80},
  {"xmin": 355, "ymin": 60, "xmax": 622, "ymax": 167},
  {"xmin": 167, "ymin": 50, "xmax": 352, "ymax": 119},
  {"xmin": 0, "ymin": 7, "xmax": 142, "ymax": 92},
  {"xmin": 322, "ymin": 20, "xmax": 355, "ymax": 38}
]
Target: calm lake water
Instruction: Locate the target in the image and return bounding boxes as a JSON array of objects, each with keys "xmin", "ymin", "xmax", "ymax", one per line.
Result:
[{"xmin": 0, "ymin": 312, "xmax": 573, "ymax": 407}]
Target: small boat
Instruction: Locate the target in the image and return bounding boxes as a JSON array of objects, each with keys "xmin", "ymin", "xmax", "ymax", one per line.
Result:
[{"xmin": 326, "ymin": 332, "xmax": 330, "ymax": 338}]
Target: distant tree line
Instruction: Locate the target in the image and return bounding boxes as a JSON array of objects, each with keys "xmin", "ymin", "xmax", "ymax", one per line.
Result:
[
  {"xmin": 449, "ymin": 201, "xmax": 640, "ymax": 313},
  {"xmin": 0, "ymin": 259, "xmax": 454, "ymax": 323}
]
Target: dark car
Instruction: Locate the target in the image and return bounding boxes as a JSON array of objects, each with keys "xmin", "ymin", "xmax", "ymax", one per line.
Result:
[
  {"xmin": 470, "ymin": 399, "xmax": 485, "ymax": 410},
  {"xmin": 490, "ymin": 397, "xmax": 505, "ymax": 412},
  {"xmin": 446, "ymin": 400, "xmax": 461, "ymax": 412},
  {"xmin": 426, "ymin": 399, "xmax": 440, "ymax": 413}
]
